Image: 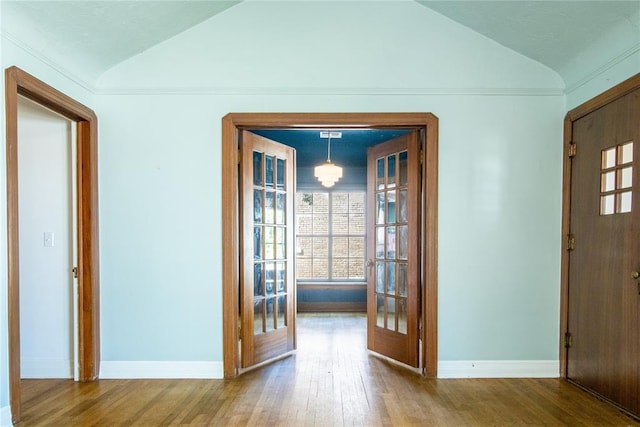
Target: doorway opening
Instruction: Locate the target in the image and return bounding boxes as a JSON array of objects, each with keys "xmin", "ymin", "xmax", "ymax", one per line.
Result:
[
  {"xmin": 222, "ymin": 113, "xmax": 438, "ymax": 378},
  {"xmin": 5, "ymin": 66, "xmax": 100, "ymax": 424}
]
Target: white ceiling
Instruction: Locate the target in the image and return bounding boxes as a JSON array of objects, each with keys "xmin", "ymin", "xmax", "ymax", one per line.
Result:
[{"xmin": 2, "ymin": 0, "xmax": 639, "ymax": 88}]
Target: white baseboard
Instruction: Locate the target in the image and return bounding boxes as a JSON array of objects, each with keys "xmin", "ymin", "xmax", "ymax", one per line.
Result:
[
  {"xmin": 99, "ymin": 361, "xmax": 223, "ymax": 379},
  {"xmin": 21, "ymin": 358, "xmax": 72, "ymax": 379},
  {"xmin": 438, "ymin": 360, "xmax": 559, "ymax": 379},
  {"xmin": 1, "ymin": 405, "xmax": 12, "ymax": 427}
]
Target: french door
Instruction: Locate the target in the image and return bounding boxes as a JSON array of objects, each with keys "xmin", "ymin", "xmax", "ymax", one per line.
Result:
[
  {"xmin": 366, "ymin": 132, "xmax": 421, "ymax": 367},
  {"xmin": 239, "ymin": 131, "xmax": 296, "ymax": 368},
  {"xmin": 566, "ymin": 87, "xmax": 640, "ymax": 417}
]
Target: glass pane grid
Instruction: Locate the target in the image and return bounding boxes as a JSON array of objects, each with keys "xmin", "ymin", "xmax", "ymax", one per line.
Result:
[
  {"xmin": 295, "ymin": 191, "xmax": 366, "ymax": 281},
  {"xmin": 252, "ymin": 150, "xmax": 289, "ymax": 336},
  {"xmin": 374, "ymin": 151, "xmax": 410, "ymax": 335},
  {"xmin": 600, "ymin": 142, "xmax": 634, "ymax": 216}
]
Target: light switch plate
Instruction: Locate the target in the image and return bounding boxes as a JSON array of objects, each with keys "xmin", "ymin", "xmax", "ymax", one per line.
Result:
[{"xmin": 44, "ymin": 231, "xmax": 54, "ymax": 247}]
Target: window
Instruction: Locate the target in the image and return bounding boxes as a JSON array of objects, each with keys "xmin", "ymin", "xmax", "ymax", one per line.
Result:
[
  {"xmin": 296, "ymin": 191, "xmax": 366, "ymax": 281},
  {"xmin": 600, "ymin": 141, "xmax": 633, "ymax": 215}
]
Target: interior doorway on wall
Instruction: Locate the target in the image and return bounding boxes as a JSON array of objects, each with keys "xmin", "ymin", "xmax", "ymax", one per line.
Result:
[
  {"xmin": 221, "ymin": 113, "xmax": 438, "ymax": 379},
  {"xmin": 17, "ymin": 96, "xmax": 78, "ymax": 382},
  {"xmin": 5, "ymin": 66, "xmax": 100, "ymax": 424}
]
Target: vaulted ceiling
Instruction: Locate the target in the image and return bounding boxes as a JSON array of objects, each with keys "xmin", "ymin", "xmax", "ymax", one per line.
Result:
[{"xmin": 2, "ymin": 0, "xmax": 639, "ymax": 89}]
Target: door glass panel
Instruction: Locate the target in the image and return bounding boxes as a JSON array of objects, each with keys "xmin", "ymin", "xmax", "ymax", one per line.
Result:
[
  {"xmin": 254, "ymin": 300, "xmax": 264, "ymax": 335},
  {"xmin": 276, "ymin": 193, "xmax": 285, "ymax": 224},
  {"xmin": 254, "ymin": 190, "xmax": 263, "ymax": 223},
  {"xmin": 387, "ymin": 190, "xmax": 396, "ymax": 223},
  {"xmin": 388, "ymin": 154, "xmax": 396, "ymax": 188},
  {"xmin": 398, "ymin": 299, "xmax": 407, "ymax": 334},
  {"xmin": 620, "ymin": 167, "xmax": 632, "ymax": 189},
  {"xmin": 253, "ymin": 151, "xmax": 263, "ymax": 186},
  {"xmin": 265, "ymin": 298, "xmax": 275, "ymax": 332},
  {"xmin": 398, "ymin": 189, "xmax": 407, "ymax": 222},
  {"xmin": 619, "ymin": 191, "xmax": 632, "ymax": 213},
  {"xmin": 602, "ymin": 147, "xmax": 616, "ymax": 169},
  {"xmin": 386, "ymin": 262, "xmax": 396, "ymax": 294},
  {"xmin": 276, "ymin": 262, "xmax": 285, "ymax": 292},
  {"xmin": 399, "ymin": 151, "xmax": 408, "ymax": 186},
  {"xmin": 253, "ymin": 226, "xmax": 262, "ymax": 259},
  {"xmin": 386, "ymin": 297, "xmax": 396, "ymax": 331},
  {"xmin": 376, "ymin": 262, "xmax": 384, "ymax": 293},
  {"xmin": 265, "ymin": 155, "xmax": 274, "ymax": 188},
  {"xmin": 276, "ymin": 158, "xmax": 285, "ymax": 190},
  {"xmin": 601, "ymin": 171, "xmax": 615, "ymax": 192},
  {"xmin": 398, "ymin": 263, "xmax": 407, "ymax": 297},
  {"xmin": 265, "ymin": 191, "xmax": 275, "ymax": 224},
  {"xmin": 254, "ymin": 263, "xmax": 263, "ymax": 296},
  {"xmin": 265, "ymin": 262, "xmax": 275, "ymax": 296},
  {"xmin": 386, "ymin": 226, "xmax": 396, "ymax": 259},
  {"xmin": 398, "ymin": 225, "xmax": 408, "ymax": 260},
  {"xmin": 265, "ymin": 226, "xmax": 275, "ymax": 259},
  {"xmin": 376, "ymin": 227, "xmax": 385, "ymax": 259},
  {"xmin": 601, "ymin": 194, "xmax": 615, "ymax": 215},
  {"xmin": 276, "ymin": 227, "xmax": 285, "ymax": 259},
  {"xmin": 376, "ymin": 295, "xmax": 384, "ymax": 328},
  {"xmin": 277, "ymin": 296, "xmax": 286, "ymax": 328},
  {"xmin": 377, "ymin": 158, "xmax": 385, "ymax": 189},
  {"xmin": 621, "ymin": 142, "xmax": 634, "ymax": 164},
  {"xmin": 376, "ymin": 193, "xmax": 385, "ymax": 224}
]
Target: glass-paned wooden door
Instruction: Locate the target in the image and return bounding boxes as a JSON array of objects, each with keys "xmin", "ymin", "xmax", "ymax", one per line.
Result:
[
  {"xmin": 367, "ymin": 132, "xmax": 421, "ymax": 367},
  {"xmin": 240, "ymin": 131, "xmax": 296, "ymax": 368}
]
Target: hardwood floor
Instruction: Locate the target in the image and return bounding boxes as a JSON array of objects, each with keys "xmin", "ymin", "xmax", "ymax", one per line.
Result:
[{"xmin": 19, "ymin": 313, "xmax": 639, "ymax": 426}]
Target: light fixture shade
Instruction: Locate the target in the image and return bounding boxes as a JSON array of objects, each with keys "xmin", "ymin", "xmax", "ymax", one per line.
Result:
[{"xmin": 314, "ymin": 161, "xmax": 343, "ymax": 188}]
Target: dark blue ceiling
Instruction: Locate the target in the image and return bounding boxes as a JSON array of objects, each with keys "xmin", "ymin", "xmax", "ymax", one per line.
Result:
[{"xmin": 250, "ymin": 128, "xmax": 412, "ymax": 168}]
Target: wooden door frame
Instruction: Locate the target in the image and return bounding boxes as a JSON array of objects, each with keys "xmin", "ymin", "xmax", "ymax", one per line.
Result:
[
  {"xmin": 5, "ymin": 66, "xmax": 100, "ymax": 423},
  {"xmin": 222, "ymin": 112, "xmax": 438, "ymax": 378},
  {"xmin": 560, "ymin": 73, "xmax": 640, "ymax": 377}
]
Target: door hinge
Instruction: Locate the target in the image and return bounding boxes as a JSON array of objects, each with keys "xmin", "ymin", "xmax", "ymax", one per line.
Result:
[
  {"xmin": 568, "ymin": 143, "xmax": 577, "ymax": 158},
  {"xmin": 72, "ymin": 266, "xmax": 78, "ymax": 279},
  {"xmin": 237, "ymin": 149, "xmax": 242, "ymax": 165},
  {"xmin": 564, "ymin": 332, "xmax": 573, "ymax": 348},
  {"xmin": 567, "ymin": 234, "xmax": 575, "ymax": 251}
]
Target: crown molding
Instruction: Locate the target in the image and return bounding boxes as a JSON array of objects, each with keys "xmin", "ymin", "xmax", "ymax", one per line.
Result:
[
  {"xmin": 2, "ymin": 31, "xmax": 564, "ymax": 98},
  {"xmin": 1, "ymin": 31, "xmax": 97, "ymax": 93},
  {"xmin": 95, "ymin": 85, "xmax": 564, "ymax": 97},
  {"xmin": 564, "ymin": 42, "xmax": 640, "ymax": 95}
]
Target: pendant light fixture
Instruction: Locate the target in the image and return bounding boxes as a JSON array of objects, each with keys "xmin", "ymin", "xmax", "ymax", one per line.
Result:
[{"xmin": 314, "ymin": 131, "xmax": 343, "ymax": 188}]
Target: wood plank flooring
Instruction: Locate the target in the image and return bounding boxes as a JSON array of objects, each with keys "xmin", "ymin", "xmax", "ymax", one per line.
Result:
[{"xmin": 19, "ymin": 313, "xmax": 639, "ymax": 426}]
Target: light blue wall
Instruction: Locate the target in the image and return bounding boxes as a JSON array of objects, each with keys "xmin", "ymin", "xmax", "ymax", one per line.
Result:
[{"xmin": 96, "ymin": 0, "xmax": 564, "ymax": 364}]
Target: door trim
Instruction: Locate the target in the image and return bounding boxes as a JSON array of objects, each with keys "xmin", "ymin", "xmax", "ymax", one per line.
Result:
[
  {"xmin": 221, "ymin": 113, "xmax": 438, "ymax": 378},
  {"xmin": 560, "ymin": 73, "xmax": 640, "ymax": 377},
  {"xmin": 5, "ymin": 66, "xmax": 100, "ymax": 423}
]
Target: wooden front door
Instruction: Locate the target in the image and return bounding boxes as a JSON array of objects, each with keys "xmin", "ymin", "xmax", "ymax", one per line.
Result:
[
  {"xmin": 239, "ymin": 130, "xmax": 296, "ymax": 368},
  {"xmin": 366, "ymin": 132, "xmax": 421, "ymax": 367},
  {"xmin": 566, "ymin": 87, "xmax": 640, "ymax": 416}
]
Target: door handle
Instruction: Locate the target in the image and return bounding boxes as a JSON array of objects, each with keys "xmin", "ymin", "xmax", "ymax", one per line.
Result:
[
  {"xmin": 367, "ymin": 259, "xmax": 375, "ymax": 268},
  {"xmin": 633, "ymin": 271, "xmax": 640, "ymax": 279}
]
